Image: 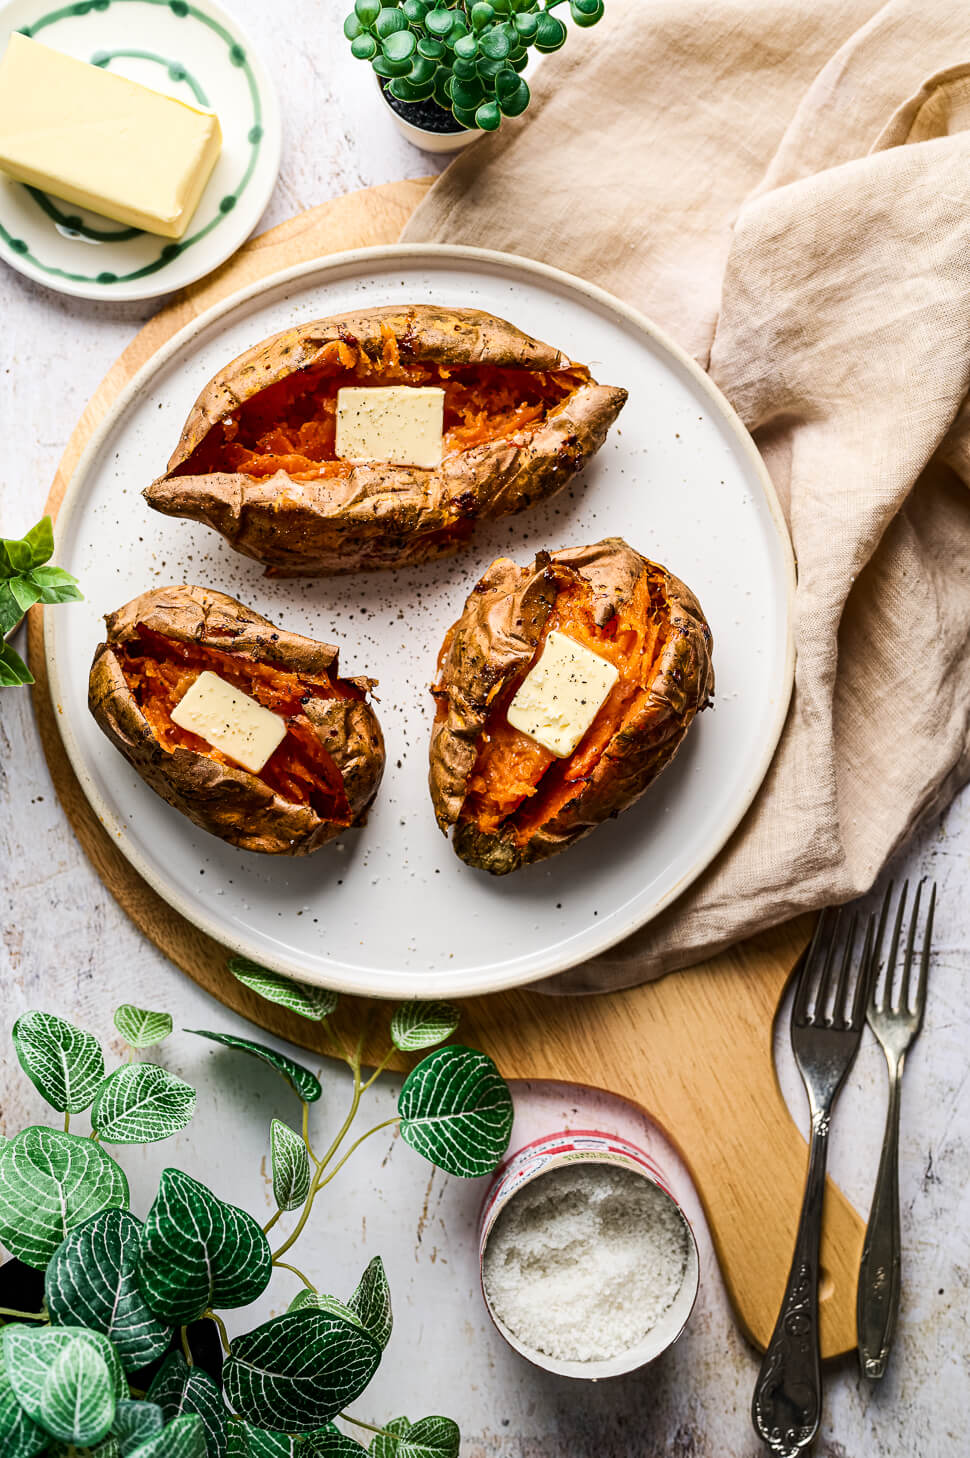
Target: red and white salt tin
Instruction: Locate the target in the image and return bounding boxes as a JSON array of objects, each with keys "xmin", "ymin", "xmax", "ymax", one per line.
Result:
[{"xmin": 478, "ymin": 1128, "xmax": 700, "ymax": 1379}]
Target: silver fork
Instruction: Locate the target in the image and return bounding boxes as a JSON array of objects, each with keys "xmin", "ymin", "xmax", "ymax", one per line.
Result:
[
  {"xmin": 752, "ymin": 908, "xmax": 875, "ymax": 1458},
  {"xmin": 857, "ymin": 878, "xmax": 937, "ymax": 1380}
]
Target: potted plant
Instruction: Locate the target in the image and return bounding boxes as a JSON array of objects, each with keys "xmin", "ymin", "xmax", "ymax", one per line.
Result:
[{"xmin": 343, "ymin": 0, "xmax": 606, "ymax": 154}]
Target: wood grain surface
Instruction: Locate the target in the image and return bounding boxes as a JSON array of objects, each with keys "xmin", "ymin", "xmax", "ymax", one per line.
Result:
[{"xmin": 26, "ymin": 177, "xmax": 864, "ymax": 1359}]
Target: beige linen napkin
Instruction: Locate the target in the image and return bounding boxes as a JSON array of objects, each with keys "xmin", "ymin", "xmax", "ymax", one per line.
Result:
[{"xmin": 401, "ymin": 0, "xmax": 970, "ymax": 992}]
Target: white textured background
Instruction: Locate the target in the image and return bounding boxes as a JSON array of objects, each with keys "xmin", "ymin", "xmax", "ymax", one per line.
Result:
[{"xmin": 1, "ymin": 4, "xmax": 968, "ymax": 1454}]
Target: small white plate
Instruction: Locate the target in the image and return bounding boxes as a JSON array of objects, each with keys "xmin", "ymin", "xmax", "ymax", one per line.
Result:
[
  {"xmin": 46, "ymin": 245, "xmax": 795, "ymax": 999},
  {"xmin": 0, "ymin": 0, "xmax": 280, "ymax": 301}
]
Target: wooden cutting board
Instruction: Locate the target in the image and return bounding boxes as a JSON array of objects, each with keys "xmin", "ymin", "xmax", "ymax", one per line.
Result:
[{"xmin": 26, "ymin": 177, "xmax": 863, "ymax": 1360}]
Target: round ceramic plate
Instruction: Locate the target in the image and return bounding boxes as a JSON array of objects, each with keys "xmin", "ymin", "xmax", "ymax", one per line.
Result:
[
  {"xmin": 46, "ymin": 245, "xmax": 795, "ymax": 998},
  {"xmin": 0, "ymin": 0, "xmax": 280, "ymax": 301}
]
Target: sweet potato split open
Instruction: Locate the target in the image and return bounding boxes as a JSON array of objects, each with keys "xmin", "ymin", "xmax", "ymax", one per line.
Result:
[
  {"xmin": 457, "ymin": 573, "xmax": 668, "ymax": 844},
  {"xmin": 174, "ymin": 328, "xmax": 588, "ymax": 483},
  {"xmin": 118, "ymin": 627, "xmax": 356, "ymax": 823}
]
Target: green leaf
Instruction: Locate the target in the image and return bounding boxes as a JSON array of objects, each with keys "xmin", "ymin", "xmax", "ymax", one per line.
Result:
[
  {"xmin": 11, "ymin": 1011, "xmax": 105, "ymax": 1113},
  {"xmin": 8, "ymin": 576, "xmax": 41, "ymax": 616},
  {"xmin": 128, "ymin": 1414, "xmax": 207, "ymax": 1458},
  {"xmin": 137, "ymin": 1169, "xmax": 272, "ymax": 1325},
  {"xmin": 270, "ymin": 1121, "xmax": 311, "ymax": 1212},
  {"xmin": 228, "ymin": 961, "xmax": 339, "ymax": 1022},
  {"xmin": 0, "ymin": 1361, "xmax": 47, "ymax": 1458},
  {"xmin": 223, "ymin": 1310, "xmax": 381, "ymax": 1433},
  {"xmin": 186, "ymin": 1030, "xmax": 322, "ymax": 1103},
  {"xmin": 88, "ymin": 1436, "xmax": 123, "ymax": 1458},
  {"xmin": 0, "ymin": 641, "xmax": 33, "ymax": 686},
  {"xmin": 498, "ymin": 77, "xmax": 530, "ymax": 117},
  {"xmin": 389, "ymin": 1003, "xmax": 460, "ymax": 1053},
  {"xmin": 304, "ymin": 1425, "xmax": 368, "ymax": 1457},
  {"xmin": 227, "ymin": 1420, "xmax": 299, "ymax": 1458},
  {"xmin": 114, "ymin": 1400, "xmax": 165, "ymax": 1456},
  {"xmin": 26, "ymin": 565, "xmax": 82, "ymax": 605},
  {"xmin": 0, "ymin": 1128, "xmax": 129, "ymax": 1268},
  {"xmin": 397, "ymin": 1047, "xmax": 513, "ymax": 1178},
  {"xmin": 148, "ymin": 1352, "xmax": 227, "ymax": 1458},
  {"xmin": 38, "ymin": 1333, "xmax": 116, "ymax": 1445},
  {"xmin": 0, "ymin": 580, "xmax": 27, "ymax": 636},
  {"xmin": 369, "ymin": 1417, "xmax": 459, "ymax": 1458},
  {"xmin": 286, "ymin": 1291, "xmax": 361, "ymax": 1328},
  {"xmin": 46, "ymin": 1209, "xmax": 171, "ymax": 1372},
  {"xmin": 113, "ymin": 1006, "xmax": 174, "ymax": 1050},
  {"xmin": 0, "ymin": 518, "xmax": 54, "ymax": 576},
  {"xmin": 347, "ymin": 1257, "xmax": 392, "ymax": 1351},
  {"xmin": 91, "ymin": 1064, "xmax": 196, "ymax": 1144},
  {"xmin": 2, "ymin": 1326, "xmax": 125, "ymax": 1440}
]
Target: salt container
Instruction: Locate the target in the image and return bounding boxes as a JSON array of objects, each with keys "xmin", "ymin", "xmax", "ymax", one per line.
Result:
[{"xmin": 478, "ymin": 1129, "xmax": 700, "ymax": 1379}]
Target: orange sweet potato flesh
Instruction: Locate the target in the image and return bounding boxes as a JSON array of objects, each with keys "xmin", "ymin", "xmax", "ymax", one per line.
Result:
[{"xmin": 118, "ymin": 627, "xmax": 355, "ymax": 824}]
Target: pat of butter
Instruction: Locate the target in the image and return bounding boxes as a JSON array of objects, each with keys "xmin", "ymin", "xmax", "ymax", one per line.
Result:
[
  {"xmin": 0, "ymin": 34, "xmax": 222, "ymax": 239},
  {"xmin": 507, "ymin": 631, "xmax": 619, "ymax": 758},
  {"xmin": 171, "ymin": 671, "xmax": 286, "ymax": 775},
  {"xmin": 335, "ymin": 386, "xmax": 445, "ymax": 469}
]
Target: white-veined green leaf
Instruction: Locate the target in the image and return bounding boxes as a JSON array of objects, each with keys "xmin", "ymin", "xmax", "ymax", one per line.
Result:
[
  {"xmin": 0, "ymin": 1128, "xmax": 129, "ymax": 1268},
  {"xmin": 3, "ymin": 1325, "xmax": 125, "ymax": 1438},
  {"xmin": 114, "ymin": 1399, "xmax": 164, "ymax": 1456},
  {"xmin": 389, "ymin": 1003, "xmax": 460, "ymax": 1053},
  {"xmin": 223, "ymin": 1310, "xmax": 380, "ymax": 1433},
  {"xmin": 148, "ymin": 1351, "xmax": 227, "ymax": 1458},
  {"xmin": 38, "ymin": 1332, "xmax": 116, "ymax": 1445},
  {"xmin": 304, "ymin": 1424, "xmax": 367, "ymax": 1456},
  {"xmin": 227, "ymin": 1418, "xmax": 299, "ymax": 1457},
  {"xmin": 347, "ymin": 1257, "xmax": 392, "ymax": 1351},
  {"xmin": 11, "ymin": 1012, "xmax": 105, "ymax": 1113},
  {"xmin": 137, "ymin": 1169, "xmax": 272, "ymax": 1325},
  {"xmin": 285, "ymin": 1291, "xmax": 361, "ymax": 1328},
  {"xmin": 228, "ymin": 960, "xmax": 339, "ymax": 1022},
  {"xmin": 0, "ymin": 1359, "xmax": 47, "ymax": 1458},
  {"xmin": 270, "ymin": 1121, "xmax": 311, "ymax": 1212},
  {"xmin": 186, "ymin": 1031, "xmax": 321, "ymax": 1103},
  {"xmin": 87, "ymin": 1435, "xmax": 123, "ymax": 1458},
  {"xmin": 114, "ymin": 1007, "xmax": 174, "ymax": 1050},
  {"xmin": 128, "ymin": 1413, "xmax": 206, "ymax": 1458},
  {"xmin": 370, "ymin": 1417, "xmax": 459, "ymax": 1458},
  {"xmin": 46, "ymin": 1208, "xmax": 171, "ymax": 1371},
  {"xmin": 91, "ymin": 1064, "xmax": 196, "ymax": 1144},
  {"xmin": 397, "ymin": 1047, "xmax": 513, "ymax": 1178}
]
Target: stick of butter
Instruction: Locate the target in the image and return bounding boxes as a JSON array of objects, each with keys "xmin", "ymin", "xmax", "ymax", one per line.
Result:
[
  {"xmin": 335, "ymin": 386, "xmax": 445, "ymax": 469},
  {"xmin": 171, "ymin": 671, "xmax": 286, "ymax": 775},
  {"xmin": 0, "ymin": 34, "xmax": 222, "ymax": 239},
  {"xmin": 507, "ymin": 631, "xmax": 620, "ymax": 758}
]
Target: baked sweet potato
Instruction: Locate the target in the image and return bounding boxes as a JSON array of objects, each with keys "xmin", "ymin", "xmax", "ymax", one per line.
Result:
[
  {"xmin": 144, "ymin": 305, "xmax": 628, "ymax": 575},
  {"xmin": 429, "ymin": 538, "xmax": 714, "ymax": 874},
  {"xmin": 89, "ymin": 586, "xmax": 385, "ymax": 856}
]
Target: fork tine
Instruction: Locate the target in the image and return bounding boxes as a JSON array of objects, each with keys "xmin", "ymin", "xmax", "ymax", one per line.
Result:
[
  {"xmin": 814, "ymin": 905, "xmax": 844, "ymax": 1025},
  {"xmin": 793, "ymin": 909, "xmax": 832, "ymax": 1025},
  {"xmin": 884, "ymin": 880, "xmax": 909, "ymax": 1013},
  {"xmin": 911, "ymin": 880, "xmax": 937, "ymax": 1022},
  {"xmin": 849, "ymin": 914, "xmax": 876, "ymax": 1030},
  {"xmin": 869, "ymin": 880, "xmax": 894, "ymax": 1012},
  {"xmin": 899, "ymin": 879, "xmax": 924, "ymax": 1013},
  {"xmin": 831, "ymin": 911, "xmax": 858, "ymax": 1028}
]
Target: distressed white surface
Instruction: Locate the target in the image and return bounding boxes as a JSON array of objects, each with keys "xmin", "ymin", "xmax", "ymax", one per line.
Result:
[{"xmin": 1, "ymin": 4, "xmax": 968, "ymax": 1452}]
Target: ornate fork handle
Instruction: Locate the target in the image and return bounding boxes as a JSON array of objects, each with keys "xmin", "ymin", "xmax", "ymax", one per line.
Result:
[
  {"xmin": 752, "ymin": 1112, "xmax": 829, "ymax": 1457},
  {"xmin": 857, "ymin": 1055, "xmax": 903, "ymax": 1378}
]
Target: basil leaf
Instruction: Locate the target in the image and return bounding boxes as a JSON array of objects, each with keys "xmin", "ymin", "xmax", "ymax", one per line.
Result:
[
  {"xmin": 389, "ymin": 1003, "xmax": 460, "ymax": 1053},
  {"xmin": 0, "ymin": 641, "xmax": 33, "ymax": 687},
  {"xmin": 8, "ymin": 576, "xmax": 41, "ymax": 617},
  {"xmin": 11, "ymin": 1012, "xmax": 105, "ymax": 1113},
  {"xmin": 0, "ymin": 1128, "xmax": 129, "ymax": 1268},
  {"xmin": 128, "ymin": 1413, "xmax": 207, "ymax": 1458},
  {"xmin": 227, "ymin": 959, "xmax": 339, "ymax": 1022},
  {"xmin": 270, "ymin": 1121, "xmax": 311, "ymax": 1212},
  {"xmin": 25, "ymin": 564, "xmax": 82, "ymax": 605},
  {"xmin": 137, "ymin": 1169, "xmax": 272, "ymax": 1325},
  {"xmin": 91, "ymin": 1064, "xmax": 196, "ymax": 1144},
  {"xmin": 0, "ymin": 1360, "xmax": 47, "ymax": 1458},
  {"xmin": 46, "ymin": 1209, "xmax": 171, "ymax": 1371},
  {"xmin": 148, "ymin": 1351, "xmax": 227, "ymax": 1458},
  {"xmin": 113, "ymin": 1006, "xmax": 174, "ymax": 1050},
  {"xmin": 113, "ymin": 1399, "xmax": 165, "ymax": 1456},
  {"xmin": 186, "ymin": 1030, "xmax": 322, "ymax": 1103},
  {"xmin": 0, "ymin": 581, "xmax": 26, "ymax": 636},
  {"xmin": 397, "ymin": 1047, "xmax": 513, "ymax": 1178},
  {"xmin": 0, "ymin": 519, "xmax": 54, "ymax": 576},
  {"xmin": 348, "ymin": 1257, "xmax": 392, "ymax": 1351},
  {"xmin": 223, "ymin": 1310, "xmax": 380, "ymax": 1432}
]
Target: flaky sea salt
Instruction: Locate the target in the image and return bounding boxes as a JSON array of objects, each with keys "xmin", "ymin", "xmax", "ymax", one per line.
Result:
[{"xmin": 482, "ymin": 1163, "xmax": 689, "ymax": 1362}]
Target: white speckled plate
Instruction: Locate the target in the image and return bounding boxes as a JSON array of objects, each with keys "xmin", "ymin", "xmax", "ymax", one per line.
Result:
[
  {"xmin": 46, "ymin": 245, "xmax": 795, "ymax": 999},
  {"xmin": 0, "ymin": 0, "xmax": 280, "ymax": 301}
]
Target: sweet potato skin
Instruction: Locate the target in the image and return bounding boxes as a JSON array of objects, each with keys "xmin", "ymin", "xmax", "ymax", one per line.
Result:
[
  {"xmin": 143, "ymin": 306, "xmax": 627, "ymax": 576},
  {"xmin": 88, "ymin": 585, "xmax": 385, "ymax": 856},
  {"xmin": 429, "ymin": 539, "xmax": 714, "ymax": 874}
]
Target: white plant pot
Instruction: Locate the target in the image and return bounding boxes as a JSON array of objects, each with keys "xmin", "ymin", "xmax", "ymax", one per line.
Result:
[{"xmin": 377, "ymin": 80, "xmax": 480, "ymax": 154}]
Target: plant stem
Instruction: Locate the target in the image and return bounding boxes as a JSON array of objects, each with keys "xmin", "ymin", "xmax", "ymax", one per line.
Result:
[
  {"xmin": 204, "ymin": 1309, "xmax": 232, "ymax": 1354},
  {"xmin": 263, "ymin": 1208, "xmax": 282, "ymax": 1236},
  {"xmin": 340, "ymin": 1413, "xmax": 403, "ymax": 1440},
  {"xmin": 273, "ymin": 1259, "xmax": 316, "ymax": 1291},
  {"xmin": 180, "ymin": 1325, "xmax": 194, "ymax": 1366},
  {"xmin": 301, "ymin": 1099, "xmax": 318, "ymax": 1163},
  {"xmin": 63, "ymin": 1110, "xmax": 70, "ymax": 1133},
  {"xmin": 360, "ymin": 1046, "xmax": 397, "ymax": 1093},
  {"xmin": 0, "ymin": 1305, "xmax": 47, "ymax": 1321},
  {"xmin": 314, "ymin": 1118, "xmax": 401, "ymax": 1191}
]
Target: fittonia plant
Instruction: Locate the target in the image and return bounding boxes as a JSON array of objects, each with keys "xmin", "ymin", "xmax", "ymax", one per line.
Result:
[
  {"xmin": 0, "ymin": 968, "xmax": 514, "ymax": 1456},
  {"xmin": 344, "ymin": 0, "xmax": 606, "ymax": 132}
]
